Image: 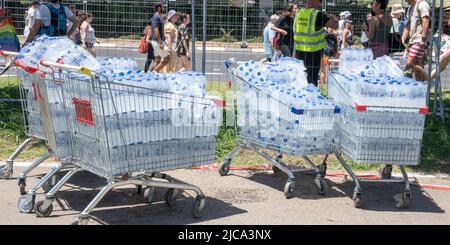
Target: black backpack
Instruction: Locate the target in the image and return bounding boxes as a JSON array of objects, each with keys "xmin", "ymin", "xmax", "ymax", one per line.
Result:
[{"xmin": 323, "ymin": 33, "xmax": 338, "ymax": 57}]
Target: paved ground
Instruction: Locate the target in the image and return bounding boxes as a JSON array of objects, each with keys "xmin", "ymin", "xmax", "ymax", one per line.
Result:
[{"xmin": 1, "ymin": 165, "xmax": 449, "ymax": 225}]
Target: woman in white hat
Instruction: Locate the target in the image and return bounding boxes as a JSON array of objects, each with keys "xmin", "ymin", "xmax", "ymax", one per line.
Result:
[
  {"xmin": 163, "ymin": 10, "xmax": 179, "ymax": 73},
  {"xmin": 390, "ymin": 4, "xmax": 405, "ymax": 35},
  {"xmin": 389, "ymin": 3, "xmax": 405, "ymax": 53}
]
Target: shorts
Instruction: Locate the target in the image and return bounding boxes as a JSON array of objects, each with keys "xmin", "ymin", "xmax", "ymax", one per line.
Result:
[
  {"xmin": 151, "ymin": 41, "xmax": 169, "ymax": 58},
  {"xmin": 407, "ymin": 42, "xmax": 425, "ymax": 62}
]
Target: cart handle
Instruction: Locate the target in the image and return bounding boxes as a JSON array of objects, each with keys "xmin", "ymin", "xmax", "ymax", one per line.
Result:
[
  {"xmin": 0, "ymin": 50, "xmax": 18, "ymax": 57},
  {"xmin": 13, "ymin": 61, "xmax": 45, "ymax": 77},
  {"xmin": 39, "ymin": 60, "xmax": 93, "ymax": 77}
]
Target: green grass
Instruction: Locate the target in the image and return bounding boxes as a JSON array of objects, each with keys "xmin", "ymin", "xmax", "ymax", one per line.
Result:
[{"xmin": 0, "ymin": 76, "xmax": 48, "ymax": 161}]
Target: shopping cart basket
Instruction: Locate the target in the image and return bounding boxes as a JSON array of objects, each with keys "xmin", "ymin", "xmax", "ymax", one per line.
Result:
[
  {"xmin": 219, "ymin": 59, "xmax": 340, "ymax": 198},
  {"xmin": 27, "ymin": 61, "xmax": 223, "ymax": 224},
  {"xmin": 326, "ymin": 66, "xmax": 428, "ymax": 208},
  {"xmin": 0, "ymin": 50, "xmax": 68, "ymax": 198}
]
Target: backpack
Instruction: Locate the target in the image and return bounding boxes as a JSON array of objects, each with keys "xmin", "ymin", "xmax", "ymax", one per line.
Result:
[
  {"xmin": 323, "ymin": 33, "xmax": 338, "ymax": 57},
  {"xmin": 45, "ymin": 3, "xmax": 67, "ymax": 36}
]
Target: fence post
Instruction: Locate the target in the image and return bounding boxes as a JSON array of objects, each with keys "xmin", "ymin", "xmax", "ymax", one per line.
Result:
[
  {"xmin": 83, "ymin": 1, "xmax": 87, "ymax": 11},
  {"xmin": 191, "ymin": 0, "xmax": 196, "ymax": 71},
  {"xmin": 1, "ymin": 0, "xmax": 5, "ymax": 9},
  {"xmin": 427, "ymin": 0, "xmax": 435, "ymax": 109},
  {"xmin": 202, "ymin": 0, "xmax": 206, "ymax": 74},
  {"xmin": 240, "ymin": 0, "xmax": 248, "ymax": 48}
]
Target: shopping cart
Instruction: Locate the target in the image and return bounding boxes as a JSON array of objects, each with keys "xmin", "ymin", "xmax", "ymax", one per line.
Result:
[
  {"xmin": 326, "ymin": 66, "xmax": 428, "ymax": 208},
  {"xmin": 0, "ymin": 50, "xmax": 67, "ymax": 198},
  {"xmin": 24, "ymin": 61, "xmax": 223, "ymax": 224},
  {"xmin": 219, "ymin": 59, "xmax": 340, "ymax": 198}
]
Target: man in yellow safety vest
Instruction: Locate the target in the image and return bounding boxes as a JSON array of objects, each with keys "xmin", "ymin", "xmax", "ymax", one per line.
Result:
[{"xmin": 293, "ymin": 0, "xmax": 337, "ymax": 85}]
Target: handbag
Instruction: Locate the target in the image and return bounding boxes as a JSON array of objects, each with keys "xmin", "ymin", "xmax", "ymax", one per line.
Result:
[
  {"xmin": 138, "ymin": 35, "xmax": 148, "ymax": 54},
  {"xmin": 138, "ymin": 26, "xmax": 151, "ymax": 54}
]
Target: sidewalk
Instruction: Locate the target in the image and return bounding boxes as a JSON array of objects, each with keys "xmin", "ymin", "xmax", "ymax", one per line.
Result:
[{"xmin": 1, "ymin": 165, "xmax": 450, "ymax": 225}]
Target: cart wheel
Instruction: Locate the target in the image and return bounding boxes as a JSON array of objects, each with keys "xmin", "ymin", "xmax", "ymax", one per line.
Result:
[
  {"xmin": 319, "ymin": 164, "xmax": 327, "ymax": 178},
  {"xmin": 219, "ymin": 162, "xmax": 230, "ymax": 176},
  {"xmin": 144, "ymin": 186, "xmax": 155, "ymax": 203},
  {"xmin": 378, "ymin": 166, "xmax": 392, "ymax": 179},
  {"xmin": 17, "ymin": 194, "xmax": 35, "ymax": 213},
  {"xmin": 192, "ymin": 196, "xmax": 206, "ymax": 218},
  {"xmin": 272, "ymin": 165, "xmax": 281, "ymax": 173},
  {"xmin": 0, "ymin": 166, "xmax": 12, "ymax": 180},
  {"xmin": 353, "ymin": 192, "xmax": 363, "ymax": 208},
  {"xmin": 165, "ymin": 188, "xmax": 178, "ymax": 207},
  {"xmin": 314, "ymin": 178, "xmax": 328, "ymax": 196},
  {"xmin": 73, "ymin": 217, "xmax": 90, "ymax": 225},
  {"xmin": 284, "ymin": 180, "xmax": 295, "ymax": 199},
  {"xmin": 18, "ymin": 180, "xmax": 26, "ymax": 195},
  {"xmin": 42, "ymin": 174, "xmax": 61, "ymax": 193},
  {"xmin": 397, "ymin": 193, "xmax": 411, "ymax": 209},
  {"xmin": 34, "ymin": 200, "xmax": 53, "ymax": 217}
]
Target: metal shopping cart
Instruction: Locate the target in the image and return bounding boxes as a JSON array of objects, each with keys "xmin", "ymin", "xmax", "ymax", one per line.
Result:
[
  {"xmin": 219, "ymin": 59, "xmax": 340, "ymax": 198},
  {"xmin": 0, "ymin": 51, "xmax": 70, "ymax": 199},
  {"xmin": 326, "ymin": 66, "xmax": 428, "ymax": 208},
  {"xmin": 25, "ymin": 61, "xmax": 223, "ymax": 224}
]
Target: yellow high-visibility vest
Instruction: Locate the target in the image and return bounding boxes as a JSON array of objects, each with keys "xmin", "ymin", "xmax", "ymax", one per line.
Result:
[{"xmin": 294, "ymin": 8, "xmax": 325, "ymax": 52}]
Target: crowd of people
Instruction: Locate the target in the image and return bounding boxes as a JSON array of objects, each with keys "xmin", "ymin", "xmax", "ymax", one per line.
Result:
[
  {"xmin": 23, "ymin": 0, "xmax": 98, "ymax": 57},
  {"xmin": 261, "ymin": 0, "xmax": 439, "ymax": 84},
  {"xmin": 20, "ymin": 1, "xmax": 192, "ymax": 73},
  {"xmin": 9, "ymin": 0, "xmax": 450, "ymax": 82},
  {"xmin": 143, "ymin": 2, "xmax": 192, "ymax": 73}
]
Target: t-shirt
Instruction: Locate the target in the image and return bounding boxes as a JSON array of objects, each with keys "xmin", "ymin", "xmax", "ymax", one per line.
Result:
[
  {"xmin": 263, "ymin": 23, "xmax": 275, "ymax": 56},
  {"xmin": 35, "ymin": 3, "xmax": 74, "ymax": 27},
  {"xmin": 26, "ymin": 6, "xmax": 37, "ymax": 28},
  {"xmin": 150, "ymin": 12, "xmax": 165, "ymax": 42},
  {"xmin": 275, "ymin": 15, "xmax": 294, "ymax": 49},
  {"xmin": 407, "ymin": 0, "xmax": 430, "ymax": 44},
  {"xmin": 391, "ymin": 17, "xmax": 400, "ymax": 34}
]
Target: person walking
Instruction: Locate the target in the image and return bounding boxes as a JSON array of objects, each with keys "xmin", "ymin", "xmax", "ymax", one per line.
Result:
[
  {"xmin": 262, "ymin": 14, "xmax": 279, "ymax": 62},
  {"xmin": 402, "ymin": 0, "xmax": 430, "ymax": 79},
  {"xmin": 67, "ymin": 4, "xmax": 80, "ymax": 44},
  {"xmin": 80, "ymin": 12, "xmax": 97, "ymax": 57},
  {"xmin": 362, "ymin": 0, "xmax": 393, "ymax": 59},
  {"xmin": 293, "ymin": 0, "xmax": 336, "ymax": 86},
  {"xmin": 24, "ymin": 0, "xmax": 79, "ymax": 45},
  {"xmin": 143, "ymin": 23, "xmax": 154, "ymax": 72},
  {"xmin": 176, "ymin": 13, "xmax": 191, "ymax": 71},
  {"xmin": 151, "ymin": 2, "xmax": 169, "ymax": 73},
  {"xmin": 360, "ymin": 13, "xmax": 372, "ymax": 49},
  {"xmin": 272, "ymin": 4, "xmax": 298, "ymax": 57},
  {"xmin": 163, "ymin": 10, "xmax": 179, "ymax": 73},
  {"xmin": 24, "ymin": 1, "xmax": 40, "ymax": 39}
]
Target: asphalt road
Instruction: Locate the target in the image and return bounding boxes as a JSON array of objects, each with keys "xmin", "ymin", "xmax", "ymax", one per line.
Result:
[
  {"xmin": 3, "ymin": 45, "xmax": 450, "ymax": 88},
  {"xmin": 1, "ymin": 165, "xmax": 450, "ymax": 225}
]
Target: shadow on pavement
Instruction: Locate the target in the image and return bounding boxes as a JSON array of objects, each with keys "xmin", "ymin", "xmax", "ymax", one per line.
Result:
[
  {"xmin": 242, "ymin": 170, "xmax": 347, "ymax": 200},
  {"xmin": 240, "ymin": 170, "xmax": 445, "ymax": 213},
  {"xmin": 46, "ymin": 171, "xmax": 247, "ymax": 225},
  {"xmin": 332, "ymin": 180, "xmax": 446, "ymax": 213}
]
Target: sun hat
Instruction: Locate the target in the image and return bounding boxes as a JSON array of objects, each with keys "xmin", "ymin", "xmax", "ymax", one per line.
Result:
[
  {"xmin": 391, "ymin": 4, "xmax": 405, "ymax": 14},
  {"xmin": 445, "ymin": 2, "xmax": 450, "ymax": 11},
  {"xmin": 166, "ymin": 10, "xmax": 178, "ymax": 21}
]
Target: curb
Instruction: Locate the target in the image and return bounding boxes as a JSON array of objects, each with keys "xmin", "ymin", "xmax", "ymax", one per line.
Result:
[{"xmin": 9, "ymin": 161, "xmax": 450, "ymax": 180}]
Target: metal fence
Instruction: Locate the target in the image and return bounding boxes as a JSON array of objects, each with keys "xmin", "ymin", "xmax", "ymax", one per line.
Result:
[{"xmin": 2, "ymin": 0, "xmax": 450, "ymax": 119}]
